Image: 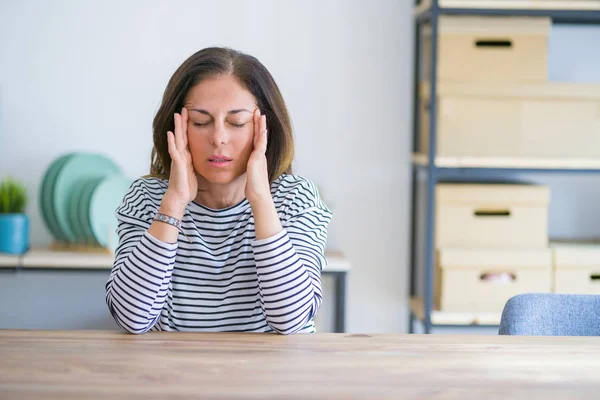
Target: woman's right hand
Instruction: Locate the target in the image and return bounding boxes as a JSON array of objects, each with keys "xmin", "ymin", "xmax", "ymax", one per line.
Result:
[{"xmin": 163, "ymin": 107, "xmax": 198, "ymax": 217}]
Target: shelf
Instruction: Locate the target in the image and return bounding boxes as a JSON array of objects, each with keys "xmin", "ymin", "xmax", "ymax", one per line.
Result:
[
  {"xmin": 21, "ymin": 249, "xmax": 115, "ymax": 269},
  {"xmin": 410, "ymin": 0, "xmax": 600, "ymax": 334},
  {"xmin": 412, "ymin": 153, "xmax": 600, "ymax": 173},
  {"xmin": 0, "ymin": 248, "xmax": 351, "ymax": 273},
  {"xmin": 417, "ymin": 0, "xmax": 600, "ymax": 11},
  {"xmin": 324, "ymin": 252, "xmax": 353, "ymax": 272},
  {"xmin": 410, "ymin": 297, "xmax": 502, "ymax": 326},
  {"xmin": 0, "ymin": 253, "xmax": 20, "ymax": 268},
  {"xmin": 416, "ymin": 0, "xmax": 600, "ymax": 21}
]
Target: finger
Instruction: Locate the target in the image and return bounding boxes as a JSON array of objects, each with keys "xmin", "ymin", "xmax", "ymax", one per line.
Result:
[
  {"xmin": 256, "ymin": 130, "xmax": 268, "ymax": 154},
  {"xmin": 257, "ymin": 115, "xmax": 268, "ymax": 154},
  {"xmin": 253, "ymin": 109, "xmax": 260, "ymax": 149},
  {"xmin": 167, "ymin": 131, "xmax": 177, "ymax": 160},
  {"xmin": 261, "ymin": 114, "xmax": 267, "ymax": 134},
  {"xmin": 181, "ymin": 107, "xmax": 189, "ymax": 148},
  {"xmin": 173, "ymin": 112, "xmax": 183, "ymax": 152}
]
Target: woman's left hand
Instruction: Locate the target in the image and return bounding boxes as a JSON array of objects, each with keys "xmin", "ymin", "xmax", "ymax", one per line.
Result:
[{"xmin": 246, "ymin": 109, "xmax": 271, "ymax": 205}]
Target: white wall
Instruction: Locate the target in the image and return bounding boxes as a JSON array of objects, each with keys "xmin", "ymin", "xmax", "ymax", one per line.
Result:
[{"xmin": 0, "ymin": 0, "xmax": 413, "ymax": 333}]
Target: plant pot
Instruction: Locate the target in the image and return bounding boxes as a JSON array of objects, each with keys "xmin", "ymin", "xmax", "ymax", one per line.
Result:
[{"xmin": 0, "ymin": 213, "xmax": 29, "ymax": 254}]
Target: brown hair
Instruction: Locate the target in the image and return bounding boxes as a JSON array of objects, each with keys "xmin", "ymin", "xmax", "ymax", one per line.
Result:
[{"xmin": 149, "ymin": 47, "xmax": 294, "ymax": 182}]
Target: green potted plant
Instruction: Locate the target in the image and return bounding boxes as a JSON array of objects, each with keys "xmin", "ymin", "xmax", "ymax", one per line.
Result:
[{"xmin": 0, "ymin": 177, "xmax": 29, "ymax": 254}]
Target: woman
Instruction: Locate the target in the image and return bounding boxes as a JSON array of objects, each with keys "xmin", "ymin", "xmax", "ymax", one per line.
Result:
[{"xmin": 105, "ymin": 47, "xmax": 332, "ymax": 335}]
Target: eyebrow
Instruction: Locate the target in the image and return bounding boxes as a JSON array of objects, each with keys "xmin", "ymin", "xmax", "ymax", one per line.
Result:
[{"xmin": 187, "ymin": 108, "xmax": 252, "ymax": 116}]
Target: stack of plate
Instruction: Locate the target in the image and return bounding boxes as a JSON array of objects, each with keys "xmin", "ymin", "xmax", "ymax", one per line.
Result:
[{"xmin": 40, "ymin": 152, "xmax": 133, "ymax": 253}]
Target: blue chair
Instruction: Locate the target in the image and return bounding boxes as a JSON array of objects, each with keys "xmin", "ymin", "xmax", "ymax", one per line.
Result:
[{"xmin": 498, "ymin": 293, "xmax": 600, "ymax": 336}]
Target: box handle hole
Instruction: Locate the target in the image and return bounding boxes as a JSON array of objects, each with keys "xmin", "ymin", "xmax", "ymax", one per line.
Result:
[
  {"xmin": 474, "ymin": 209, "xmax": 511, "ymax": 217},
  {"xmin": 590, "ymin": 274, "xmax": 600, "ymax": 281},
  {"xmin": 480, "ymin": 272, "xmax": 516, "ymax": 284},
  {"xmin": 475, "ymin": 39, "xmax": 513, "ymax": 48}
]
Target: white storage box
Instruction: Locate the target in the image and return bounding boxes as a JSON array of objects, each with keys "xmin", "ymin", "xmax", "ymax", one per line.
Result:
[
  {"xmin": 419, "ymin": 82, "xmax": 600, "ymax": 159},
  {"xmin": 436, "ymin": 183, "xmax": 550, "ymax": 249},
  {"xmin": 435, "ymin": 248, "xmax": 553, "ymax": 312},
  {"xmin": 423, "ymin": 15, "xmax": 550, "ymax": 83},
  {"xmin": 552, "ymin": 242, "xmax": 600, "ymax": 295}
]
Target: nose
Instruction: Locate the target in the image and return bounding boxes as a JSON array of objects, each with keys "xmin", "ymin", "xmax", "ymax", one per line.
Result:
[{"xmin": 210, "ymin": 121, "xmax": 228, "ymax": 146}]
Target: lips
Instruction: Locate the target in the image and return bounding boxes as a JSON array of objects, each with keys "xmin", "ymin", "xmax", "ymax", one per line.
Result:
[{"xmin": 208, "ymin": 155, "xmax": 232, "ymax": 162}]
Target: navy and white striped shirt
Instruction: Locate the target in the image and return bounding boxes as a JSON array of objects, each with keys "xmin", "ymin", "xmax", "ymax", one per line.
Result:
[{"xmin": 105, "ymin": 174, "xmax": 332, "ymax": 335}]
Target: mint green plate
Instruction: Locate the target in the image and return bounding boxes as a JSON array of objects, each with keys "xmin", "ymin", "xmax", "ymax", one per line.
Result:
[
  {"xmin": 52, "ymin": 153, "xmax": 121, "ymax": 243},
  {"xmin": 67, "ymin": 177, "xmax": 92, "ymax": 244},
  {"xmin": 40, "ymin": 153, "xmax": 75, "ymax": 242},
  {"xmin": 78, "ymin": 176, "xmax": 104, "ymax": 246},
  {"xmin": 89, "ymin": 174, "xmax": 133, "ymax": 251}
]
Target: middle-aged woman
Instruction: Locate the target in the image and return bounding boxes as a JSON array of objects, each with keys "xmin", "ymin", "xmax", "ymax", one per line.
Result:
[{"xmin": 105, "ymin": 47, "xmax": 332, "ymax": 335}]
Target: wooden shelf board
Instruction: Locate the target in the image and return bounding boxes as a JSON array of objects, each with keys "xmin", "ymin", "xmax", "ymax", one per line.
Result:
[
  {"xmin": 410, "ymin": 297, "xmax": 502, "ymax": 326},
  {"xmin": 1, "ymin": 248, "xmax": 351, "ymax": 273},
  {"xmin": 416, "ymin": 0, "xmax": 600, "ymax": 13},
  {"xmin": 412, "ymin": 153, "xmax": 600, "ymax": 170},
  {"xmin": 324, "ymin": 251, "xmax": 352, "ymax": 272},
  {"xmin": 0, "ymin": 253, "xmax": 20, "ymax": 268},
  {"xmin": 21, "ymin": 249, "xmax": 114, "ymax": 269}
]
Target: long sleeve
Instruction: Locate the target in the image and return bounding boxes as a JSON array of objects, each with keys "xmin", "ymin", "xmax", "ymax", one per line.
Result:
[
  {"xmin": 105, "ymin": 179, "xmax": 178, "ymax": 334},
  {"xmin": 251, "ymin": 179, "xmax": 332, "ymax": 334}
]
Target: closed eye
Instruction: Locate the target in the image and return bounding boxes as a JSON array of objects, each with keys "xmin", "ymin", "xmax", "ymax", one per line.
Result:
[{"xmin": 191, "ymin": 121, "xmax": 247, "ymax": 128}]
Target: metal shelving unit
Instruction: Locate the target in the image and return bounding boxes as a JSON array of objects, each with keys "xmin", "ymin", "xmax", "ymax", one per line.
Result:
[{"xmin": 409, "ymin": 0, "xmax": 600, "ymax": 334}]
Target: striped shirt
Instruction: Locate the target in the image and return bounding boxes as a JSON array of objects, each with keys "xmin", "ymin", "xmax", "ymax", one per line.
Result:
[{"xmin": 105, "ymin": 174, "xmax": 332, "ymax": 335}]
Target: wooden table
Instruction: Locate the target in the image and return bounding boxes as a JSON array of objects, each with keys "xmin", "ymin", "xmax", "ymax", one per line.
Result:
[{"xmin": 1, "ymin": 330, "xmax": 600, "ymax": 399}]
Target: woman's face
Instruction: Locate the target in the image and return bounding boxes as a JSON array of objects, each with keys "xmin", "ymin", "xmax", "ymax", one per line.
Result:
[{"xmin": 184, "ymin": 74, "xmax": 256, "ymax": 186}]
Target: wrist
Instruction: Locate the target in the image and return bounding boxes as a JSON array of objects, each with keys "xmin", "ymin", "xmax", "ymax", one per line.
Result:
[
  {"xmin": 250, "ymin": 195, "xmax": 283, "ymax": 240},
  {"xmin": 161, "ymin": 191, "xmax": 188, "ymax": 220},
  {"xmin": 248, "ymin": 193, "xmax": 273, "ymax": 210},
  {"xmin": 248, "ymin": 187, "xmax": 273, "ymax": 206},
  {"xmin": 249, "ymin": 195, "xmax": 277, "ymax": 220}
]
